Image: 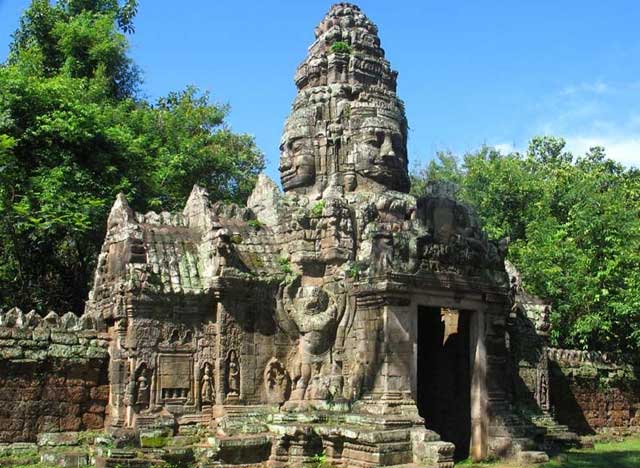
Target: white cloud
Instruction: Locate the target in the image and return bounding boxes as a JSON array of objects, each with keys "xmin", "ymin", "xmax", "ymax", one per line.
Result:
[
  {"xmin": 559, "ymin": 81, "xmax": 612, "ymax": 96},
  {"xmin": 565, "ymin": 136, "xmax": 640, "ymax": 167},
  {"xmin": 532, "ymin": 80, "xmax": 640, "ymax": 167},
  {"xmin": 492, "ymin": 142, "xmax": 521, "ymax": 154}
]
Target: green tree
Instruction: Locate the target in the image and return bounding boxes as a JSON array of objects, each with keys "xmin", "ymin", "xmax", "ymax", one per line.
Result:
[
  {"xmin": 0, "ymin": 0, "xmax": 263, "ymax": 313},
  {"xmin": 412, "ymin": 137, "xmax": 640, "ymax": 355}
]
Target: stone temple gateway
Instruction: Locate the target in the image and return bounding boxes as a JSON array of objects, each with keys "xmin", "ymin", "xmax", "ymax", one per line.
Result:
[{"xmin": 79, "ymin": 3, "xmax": 545, "ymax": 466}]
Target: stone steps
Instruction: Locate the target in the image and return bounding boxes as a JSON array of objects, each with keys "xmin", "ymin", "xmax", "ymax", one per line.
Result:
[{"xmin": 531, "ymin": 414, "xmax": 581, "ymax": 448}]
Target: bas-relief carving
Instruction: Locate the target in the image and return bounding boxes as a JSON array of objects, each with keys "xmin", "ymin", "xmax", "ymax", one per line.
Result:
[
  {"xmin": 280, "ymin": 89, "xmax": 409, "ymax": 198},
  {"xmin": 276, "ymin": 278, "xmax": 346, "ymax": 402},
  {"xmin": 225, "ymin": 350, "xmax": 240, "ymax": 400},
  {"xmin": 200, "ymin": 362, "xmax": 215, "ymax": 404},
  {"xmin": 264, "ymin": 358, "xmax": 291, "ymax": 404}
]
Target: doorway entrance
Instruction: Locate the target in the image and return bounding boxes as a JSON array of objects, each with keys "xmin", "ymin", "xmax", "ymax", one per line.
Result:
[{"xmin": 417, "ymin": 306, "xmax": 471, "ymax": 460}]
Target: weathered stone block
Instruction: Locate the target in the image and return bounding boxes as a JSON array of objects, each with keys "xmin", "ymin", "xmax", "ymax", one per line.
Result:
[
  {"xmin": 1, "ymin": 348, "xmax": 23, "ymax": 359},
  {"xmin": 50, "ymin": 332, "xmax": 78, "ymax": 345},
  {"xmin": 59, "ymin": 415, "xmax": 81, "ymax": 432},
  {"xmin": 41, "ymin": 450, "xmax": 89, "ymax": 467},
  {"xmin": 37, "ymin": 431, "xmax": 80, "ymax": 447},
  {"xmin": 82, "ymin": 413, "xmax": 104, "ymax": 429},
  {"xmin": 90, "ymin": 385, "xmax": 110, "ymax": 401},
  {"xmin": 518, "ymin": 451, "xmax": 550, "ymax": 464}
]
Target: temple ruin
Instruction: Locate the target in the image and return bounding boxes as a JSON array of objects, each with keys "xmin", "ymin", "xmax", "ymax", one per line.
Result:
[
  {"xmin": 6, "ymin": 3, "xmax": 632, "ymax": 467},
  {"xmin": 83, "ymin": 4, "xmax": 519, "ymax": 465}
]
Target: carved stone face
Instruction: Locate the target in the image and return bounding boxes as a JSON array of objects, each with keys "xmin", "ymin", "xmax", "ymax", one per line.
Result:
[
  {"xmin": 351, "ymin": 115, "xmax": 408, "ymax": 191},
  {"xmin": 279, "ymin": 133, "xmax": 316, "ymax": 191},
  {"xmin": 295, "ymin": 286, "xmax": 329, "ymax": 316}
]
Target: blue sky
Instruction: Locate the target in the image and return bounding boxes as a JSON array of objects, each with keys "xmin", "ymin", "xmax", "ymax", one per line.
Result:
[{"xmin": 1, "ymin": 1, "xmax": 639, "ymax": 181}]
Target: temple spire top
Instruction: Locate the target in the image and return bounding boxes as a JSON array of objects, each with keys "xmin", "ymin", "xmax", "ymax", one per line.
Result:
[{"xmin": 280, "ymin": 3, "xmax": 410, "ymax": 198}]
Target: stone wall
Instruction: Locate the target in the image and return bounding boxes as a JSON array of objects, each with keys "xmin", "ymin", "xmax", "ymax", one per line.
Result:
[
  {"xmin": 547, "ymin": 348, "xmax": 640, "ymax": 434},
  {"xmin": 0, "ymin": 309, "xmax": 109, "ymax": 443}
]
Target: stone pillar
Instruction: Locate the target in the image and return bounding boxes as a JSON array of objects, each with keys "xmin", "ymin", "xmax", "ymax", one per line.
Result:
[
  {"xmin": 470, "ymin": 311, "xmax": 488, "ymax": 461},
  {"xmin": 215, "ymin": 300, "xmax": 226, "ymax": 406},
  {"xmin": 353, "ymin": 289, "xmax": 419, "ymax": 418},
  {"xmin": 380, "ymin": 297, "xmax": 414, "ymax": 400}
]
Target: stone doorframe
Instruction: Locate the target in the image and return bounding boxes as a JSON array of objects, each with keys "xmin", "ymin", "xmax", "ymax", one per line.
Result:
[{"xmin": 379, "ymin": 291, "xmax": 491, "ymax": 461}]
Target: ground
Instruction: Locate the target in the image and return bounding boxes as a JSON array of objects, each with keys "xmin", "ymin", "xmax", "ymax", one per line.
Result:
[
  {"xmin": 1, "ymin": 435, "xmax": 639, "ymax": 467},
  {"xmin": 459, "ymin": 435, "xmax": 640, "ymax": 468}
]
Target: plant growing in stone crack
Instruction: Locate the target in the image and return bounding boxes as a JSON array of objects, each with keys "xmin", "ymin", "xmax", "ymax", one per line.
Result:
[
  {"xmin": 346, "ymin": 261, "xmax": 365, "ymax": 280},
  {"xmin": 342, "ymin": 106, "xmax": 351, "ymax": 120},
  {"xmin": 277, "ymin": 257, "xmax": 293, "ymax": 275},
  {"xmin": 331, "ymin": 41, "xmax": 352, "ymax": 54},
  {"xmin": 310, "ymin": 450, "xmax": 332, "ymax": 468},
  {"xmin": 310, "ymin": 200, "xmax": 326, "ymax": 217},
  {"xmin": 247, "ymin": 219, "xmax": 263, "ymax": 230}
]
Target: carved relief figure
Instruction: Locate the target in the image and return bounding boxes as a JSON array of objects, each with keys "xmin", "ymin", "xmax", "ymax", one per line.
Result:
[
  {"xmin": 264, "ymin": 358, "xmax": 292, "ymax": 404},
  {"xmin": 201, "ymin": 362, "xmax": 215, "ymax": 404},
  {"xmin": 226, "ymin": 350, "xmax": 240, "ymax": 398},
  {"xmin": 536, "ymin": 351, "xmax": 551, "ymax": 412},
  {"xmin": 370, "ymin": 231, "xmax": 394, "ymax": 276},
  {"xmin": 276, "ymin": 278, "xmax": 344, "ymax": 401}
]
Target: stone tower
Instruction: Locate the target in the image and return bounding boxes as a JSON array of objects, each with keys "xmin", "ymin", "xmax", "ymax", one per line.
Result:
[{"xmin": 280, "ymin": 3, "xmax": 410, "ymax": 197}]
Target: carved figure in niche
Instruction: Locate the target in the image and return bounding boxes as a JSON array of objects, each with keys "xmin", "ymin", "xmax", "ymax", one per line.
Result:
[
  {"xmin": 264, "ymin": 358, "xmax": 291, "ymax": 404},
  {"xmin": 200, "ymin": 362, "xmax": 215, "ymax": 404},
  {"xmin": 370, "ymin": 231, "xmax": 394, "ymax": 276},
  {"xmin": 169, "ymin": 329, "xmax": 180, "ymax": 343},
  {"xmin": 125, "ymin": 363, "xmax": 150, "ymax": 410},
  {"xmin": 276, "ymin": 278, "xmax": 344, "ymax": 400},
  {"xmin": 211, "ymin": 225, "xmax": 231, "ymax": 275},
  {"xmin": 136, "ymin": 372, "xmax": 149, "ymax": 408},
  {"xmin": 182, "ymin": 330, "xmax": 193, "ymax": 344},
  {"xmin": 536, "ymin": 351, "xmax": 550, "ymax": 411},
  {"xmin": 537, "ymin": 306, "xmax": 551, "ymax": 336},
  {"xmin": 226, "ymin": 350, "xmax": 240, "ymax": 398}
]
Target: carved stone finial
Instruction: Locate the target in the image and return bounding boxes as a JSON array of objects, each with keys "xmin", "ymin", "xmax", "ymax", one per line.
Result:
[
  {"xmin": 183, "ymin": 184, "xmax": 213, "ymax": 229},
  {"xmin": 247, "ymin": 174, "xmax": 282, "ymax": 227},
  {"xmin": 107, "ymin": 193, "xmax": 135, "ymax": 230}
]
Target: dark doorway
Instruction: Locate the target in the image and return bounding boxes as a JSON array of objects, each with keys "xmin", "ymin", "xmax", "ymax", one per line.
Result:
[{"xmin": 417, "ymin": 306, "xmax": 471, "ymax": 460}]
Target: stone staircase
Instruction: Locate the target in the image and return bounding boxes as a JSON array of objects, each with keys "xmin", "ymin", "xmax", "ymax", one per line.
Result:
[
  {"xmin": 531, "ymin": 413, "xmax": 582, "ymax": 450},
  {"xmin": 489, "ymin": 403, "xmax": 545, "ymax": 457}
]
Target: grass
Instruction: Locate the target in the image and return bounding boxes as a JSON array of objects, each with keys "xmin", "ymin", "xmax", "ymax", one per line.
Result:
[
  {"xmin": 542, "ymin": 436, "xmax": 640, "ymax": 468},
  {"xmin": 457, "ymin": 435, "xmax": 640, "ymax": 468}
]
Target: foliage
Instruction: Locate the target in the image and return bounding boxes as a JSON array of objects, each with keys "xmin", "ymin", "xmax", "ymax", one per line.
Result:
[
  {"xmin": 0, "ymin": 0, "xmax": 264, "ymax": 313},
  {"xmin": 247, "ymin": 219, "xmax": 263, "ymax": 230},
  {"xmin": 346, "ymin": 261, "xmax": 365, "ymax": 280},
  {"xmin": 411, "ymin": 137, "xmax": 640, "ymax": 355},
  {"xmin": 310, "ymin": 451, "xmax": 332, "ymax": 468},
  {"xmin": 310, "ymin": 200, "xmax": 326, "ymax": 217},
  {"xmin": 277, "ymin": 257, "xmax": 293, "ymax": 275},
  {"xmin": 330, "ymin": 41, "xmax": 352, "ymax": 54}
]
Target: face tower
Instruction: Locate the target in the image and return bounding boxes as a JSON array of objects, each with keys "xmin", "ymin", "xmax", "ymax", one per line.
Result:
[{"xmin": 280, "ymin": 3, "xmax": 410, "ymax": 198}]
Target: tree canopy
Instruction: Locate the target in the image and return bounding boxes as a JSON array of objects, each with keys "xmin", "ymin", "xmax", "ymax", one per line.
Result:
[
  {"xmin": 412, "ymin": 137, "xmax": 640, "ymax": 355},
  {"xmin": 0, "ymin": 0, "xmax": 264, "ymax": 313}
]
